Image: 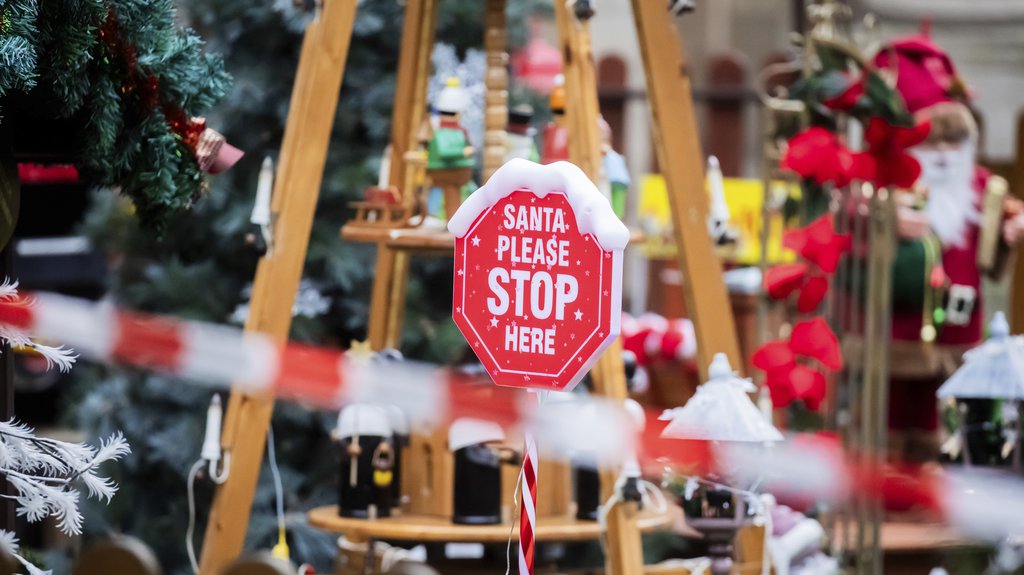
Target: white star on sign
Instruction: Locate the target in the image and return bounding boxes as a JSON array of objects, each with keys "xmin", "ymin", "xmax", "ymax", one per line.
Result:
[
  {"xmin": 574, "ymin": 310, "xmax": 583, "ymax": 320},
  {"xmin": 490, "ymin": 317, "xmax": 498, "ymax": 327},
  {"xmin": 456, "ymin": 307, "xmax": 461, "ymax": 312},
  {"xmin": 457, "ymin": 269, "xmax": 464, "ymax": 276},
  {"xmin": 471, "ymin": 236, "xmax": 481, "ymax": 247}
]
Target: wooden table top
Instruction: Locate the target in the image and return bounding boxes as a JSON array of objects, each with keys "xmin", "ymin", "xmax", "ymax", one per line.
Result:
[
  {"xmin": 307, "ymin": 506, "xmax": 672, "ymax": 543},
  {"xmin": 341, "ymin": 224, "xmax": 646, "ymax": 254}
]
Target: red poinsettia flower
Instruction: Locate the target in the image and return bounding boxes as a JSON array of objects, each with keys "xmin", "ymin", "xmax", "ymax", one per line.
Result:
[
  {"xmin": 782, "ymin": 214, "xmax": 851, "ymax": 274},
  {"xmin": 753, "ymin": 341, "xmax": 795, "ymax": 372},
  {"xmin": 753, "ymin": 339, "xmax": 831, "ymax": 410},
  {"xmin": 753, "ymin": 341, "xmax": 798, "ymax": 408},
  {"xmin": 788, "ymin": 317, "xmax": 843, "ymax": 371},
  {"xmin": 764, "ymin": 263, "xmax": 808, "ymax": 300},
  {"xmin": 796, "ymin": 274, "xmax": 830, "ymax": 313},
  {"xmin": 781, "ymin": 127, "xmax": 855, "ymax": 187},
  {"xmin": 764, "ymin": 370, "xmax": 798, "ymax": 408},
  {"xmin": 764, "ymin": 265, "xmax": 830, "ymax": 312},
  {"xmin": 850, "ymin": 117, "xmax": 930, "ymax": 190},
  {"xmin": 823, "ymin": 74, "xmax": 865, "ymax": 111},
  {"xmin": 789, "ymin": 365, "xmax": 827, "ymax": 411}
]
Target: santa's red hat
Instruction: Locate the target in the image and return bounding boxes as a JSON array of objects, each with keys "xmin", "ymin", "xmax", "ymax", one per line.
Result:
[{"xmin": 873, "ymin": 34, "xmax": 969, "ymax": 115}]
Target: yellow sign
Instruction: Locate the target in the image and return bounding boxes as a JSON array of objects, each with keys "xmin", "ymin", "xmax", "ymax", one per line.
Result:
[{"xmin": 637, "ymin": 174, "xmax": 797, "ymax": 265}]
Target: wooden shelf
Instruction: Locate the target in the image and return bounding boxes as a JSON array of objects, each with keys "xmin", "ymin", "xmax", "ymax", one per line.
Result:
[
  {"xmin": 307, "ymin": 506, "xmax": 672, "ymax": 543},
  {"xmin": 341, "ymin": 223, "xmax": 646, "ymax": 254},
  {"xmin": 834, "ymin": 521, "xmax": 980, "ymax": 554}
]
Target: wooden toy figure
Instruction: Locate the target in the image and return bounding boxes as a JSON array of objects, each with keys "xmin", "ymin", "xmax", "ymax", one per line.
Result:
[
  {"xmin": 540, "ymin": 74, "xmax": 570, "ymax": 164},
  {"xmin": 449, "ymin": 418, "xmax": 515, "ymax": 525},
  {"xmin": 427, "ymin": 77, "xmax": 475, "ymax": 220},
  {"xmin": 874, "ymin": 34, "xmax": 1024, "ymax": 460},
  {"xmin": 333, "ymin": 404, "xmax": 395, "ymax": 518},
  {"xmin": 598, "ymin": 115, "xmax": 631, "ymax": 219},
  {"xmin": 504, "ymin": 104, "xmax": 540, "ymax": 164}
]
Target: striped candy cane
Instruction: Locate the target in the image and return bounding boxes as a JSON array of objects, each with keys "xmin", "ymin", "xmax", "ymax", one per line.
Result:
[{"xmin": 519, "ymin": 429, "xmax": 538, "ymax": 575}]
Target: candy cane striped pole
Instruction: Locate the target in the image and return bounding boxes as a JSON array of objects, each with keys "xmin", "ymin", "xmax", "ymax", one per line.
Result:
[{"xmin": 519, "ymin": 428, "xmax": 538, "ymax": 575}]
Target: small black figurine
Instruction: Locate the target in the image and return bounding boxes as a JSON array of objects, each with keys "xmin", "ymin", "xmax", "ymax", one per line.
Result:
[{"xmin": 334, "ymin": 404, "xmax": 395, "ymax": 518}]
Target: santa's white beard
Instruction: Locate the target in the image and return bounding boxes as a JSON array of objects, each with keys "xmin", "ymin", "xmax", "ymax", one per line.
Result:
[{"xmin": 912, "ymin": 143, "xmax": 980, "ymax": 249}]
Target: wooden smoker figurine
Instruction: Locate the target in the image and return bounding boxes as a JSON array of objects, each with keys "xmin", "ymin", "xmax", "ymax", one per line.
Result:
[
  {"xmin": 449, "ymin": 418, "xmax": 517, "ymax": 524},
  {"xmin": 333, "ymin": 404, "xmax": 395, "ymax": 518},
  {"xmin": 427, "ymin": 77, "xmax": 475, "ymax": 220},
  {"xmin": 504, "ymin": 104, "xmax": 540, "ymax": 164},
  {"xmin": 540, "ymin": 74, "xmax": 570, "ymax": 165}
]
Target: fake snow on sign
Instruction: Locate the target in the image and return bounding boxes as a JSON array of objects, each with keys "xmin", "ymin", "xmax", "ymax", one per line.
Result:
[{"xmin": 449, "ymin": 159, "xmax": 629, "ymax": 391}]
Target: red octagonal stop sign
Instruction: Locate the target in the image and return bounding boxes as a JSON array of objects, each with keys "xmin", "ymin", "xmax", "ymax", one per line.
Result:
[{"xmin": 448, "ymin": 160, "xmax": 629, "ymax": 391}]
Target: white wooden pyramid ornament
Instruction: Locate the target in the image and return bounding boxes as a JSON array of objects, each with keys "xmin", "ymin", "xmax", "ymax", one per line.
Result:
[{"xmin": 660, "ymin": 353, "xmax": 783, "ymax": 442}]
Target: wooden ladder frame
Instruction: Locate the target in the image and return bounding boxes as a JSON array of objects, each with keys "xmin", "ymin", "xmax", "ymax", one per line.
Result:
[{"xmin": 199, "ymin": 2, "xmax": 741, "ymax": 574}]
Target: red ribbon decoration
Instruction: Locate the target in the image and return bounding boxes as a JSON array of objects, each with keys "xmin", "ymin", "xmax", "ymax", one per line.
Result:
[
  {"xmin": 850, "ymin": 117, "xmax": 930, "ymax": 190},
  {"xmin": 781, "ymin": 127, "xmax": 856, "ymax": 187}
]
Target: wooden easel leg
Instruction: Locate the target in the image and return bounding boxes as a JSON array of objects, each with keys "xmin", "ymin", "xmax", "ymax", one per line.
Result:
[
  {"xmin": 388, "ymin": 0, "xmax": 439, "ymax": 188},
  {"xmin": 630, "ymin": 0, "xmax": 741, "ymax": 380},
  {"xmin": 553, "ymin": 0, "xmax": 603, "ymax": 181},
  {"xmin": 385, "ymin": 251, "xmax": 410, "ymax": 349},
  {"xmin": 198, "ymin": 2, "xmax": 359, "ymax": 573},
  {"xmin": 376, "ymin": 0, "xmax": 438, "ymax": 350},
  {"xmin": 553, "ymin": 5, "xmax": 644, "ymax": 573},
  {"xmin": 590, "ymin": 340, "xmax": 646, "ymax": 575},
  {"xmin": 368, "ymin": 244, "xmax": 397, "ymax": 350}
]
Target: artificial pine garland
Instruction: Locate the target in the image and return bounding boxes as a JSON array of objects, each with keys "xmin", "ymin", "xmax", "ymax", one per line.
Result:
[{"xmin": 0, "ymin": 0, "xmax": 231, "ymax": 230}]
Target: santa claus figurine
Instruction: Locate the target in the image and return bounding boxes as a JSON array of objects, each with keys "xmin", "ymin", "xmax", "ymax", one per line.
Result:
[{"xmin": 875, "ymin": 34, "xmax": 1024, "ymax": 460}]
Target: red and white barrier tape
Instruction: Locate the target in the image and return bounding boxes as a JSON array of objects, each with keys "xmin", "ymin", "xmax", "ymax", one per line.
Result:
[{"xmin": 0, "ymin": 291, "xmax": 1022, "ymax": 543}]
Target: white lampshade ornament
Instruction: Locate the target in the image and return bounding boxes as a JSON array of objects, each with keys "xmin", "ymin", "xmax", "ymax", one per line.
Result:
[
  {"xmin": 937, "ymin": 312, "xmax": 1024, "ymax": 401},
  {"xmin": 936, "ymin": 312, "xmax": 1024, "ymax": 469},
  {"xmin": 660, "ymin": 353, "xmax": 783, "ymax": 443},
  {"xmin": 661, "ymin": 354, "xmax": 782, "ymax": 575}
]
